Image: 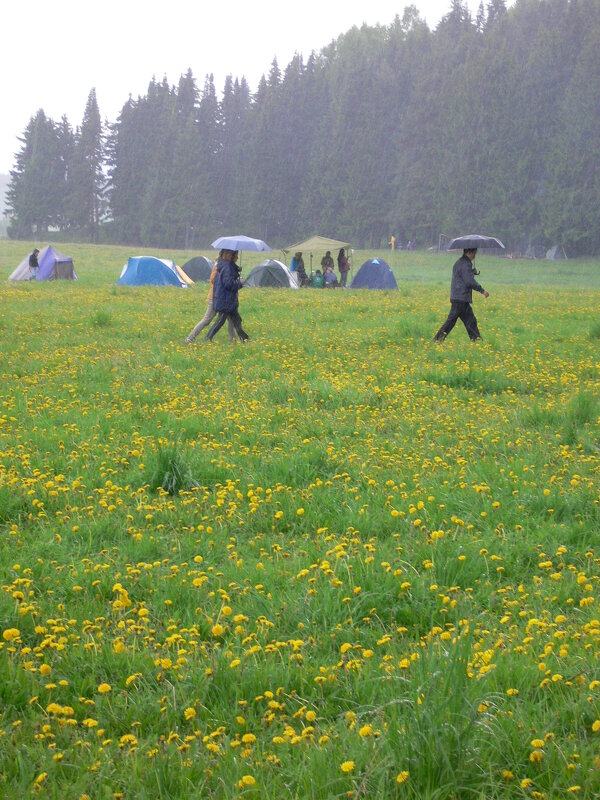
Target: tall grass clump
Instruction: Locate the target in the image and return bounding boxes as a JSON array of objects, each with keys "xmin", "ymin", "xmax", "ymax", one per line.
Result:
[{"xmin": 143, "ymin": 441, "xmax": 199, "ymax": 495}]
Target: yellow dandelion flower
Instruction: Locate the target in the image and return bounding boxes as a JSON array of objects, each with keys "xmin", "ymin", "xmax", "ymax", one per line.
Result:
[
  {"xmin": 211, "ymin": 623, "xmax": 225, "ymax": 637},
  {"xmin": 97, "ymin": 683, "xmax": 111, "ymax": 694},
  {"xmin": 359, "ymin": 724, "xmax": 373, "ymax": 737},
  {"xmin": 341, "ymin": 761, "xmax": 355, "ymax": 774},
  {"xmin": 396, "ymin": 771, "xmax": 409, "ymax": 784},
  {"xmin": 239, "ymin": 775, "xmax": 256, "ymax": 787},
  {"xmin": 592, "ymin": 720, "xmax": 600, "ymax": 733},
  {"xmin": 184, "ymin": 707, "xmax": 196, "ymax": 721},
  {"xmin": 2, "ymin": 628, "xmax": 20, "ymax": 642}
]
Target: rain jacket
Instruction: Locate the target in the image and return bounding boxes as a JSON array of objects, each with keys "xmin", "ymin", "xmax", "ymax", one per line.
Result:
[
  {"xmin": 450, "ymin": 255, "xmax": 485, "ymax": 303},
  {"xmin": 212, "ymin": 258, "xmax": 243, "ymax": 313}
]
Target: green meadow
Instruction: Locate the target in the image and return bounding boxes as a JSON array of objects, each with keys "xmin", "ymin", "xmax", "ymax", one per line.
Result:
[{"xmin": 0, "ymin": 241, "xmax": 599, "ymax": 799}]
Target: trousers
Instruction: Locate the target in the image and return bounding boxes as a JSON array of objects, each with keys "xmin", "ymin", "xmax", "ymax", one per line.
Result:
[
  {"xmin": 206, "ymin": 309, "xmax": 249, "ymax": 342},
  {"xmin": 187, "ymin": 302, "xmax": 235, "ymax": 342},
  {"xmin": 434, "ymin": 301, "xmax": 481, "ymax": 341}
]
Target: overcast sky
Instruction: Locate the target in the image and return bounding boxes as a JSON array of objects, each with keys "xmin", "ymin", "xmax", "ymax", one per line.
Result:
[{"xmin": 2, "ymin": 0, "xmax": 495, "ymax": 174}]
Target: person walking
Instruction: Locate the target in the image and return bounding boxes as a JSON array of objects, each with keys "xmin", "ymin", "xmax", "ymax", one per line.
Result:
[
  {"xmin": 204, "ymin": 250, "xmax": 249, "ymax": 343},
  {"xmin": 185, "ymin": 251, "xmax": 235, "ymax": 344},
  {"xmin": 337, "ymin": 248, "xmax": 350, "ymax": 287},
  {"xmin": 433, "ymin": 248, "xmax": 489, "ymax": 342}
]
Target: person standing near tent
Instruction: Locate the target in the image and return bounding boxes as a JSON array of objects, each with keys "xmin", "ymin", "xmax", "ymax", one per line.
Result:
[
  {"xmin": 204, "ymin": 250, "xmax": 249, "ymax": 343},
  {"xmin": 29, "ymin": 248, "xmax": 40, "ymax": 279},
  {"xmin": 185, "ymin": 251, "xmax": 235, "ymax": 344},
  {"xmin": 433, "ymin": 248, "xmax": 489, "ymax": 342},
  {"xmin": 337, "ymin": 248, "xmax": 350, "ymax": 287},
  {"xmin": 320, "ymin": 251, "xmax": 334, "ymax": 272}
]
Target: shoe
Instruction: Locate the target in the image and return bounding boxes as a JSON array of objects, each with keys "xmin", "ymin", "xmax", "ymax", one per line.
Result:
[{"xmin": 185, "ymin": 337, "xmax": 193, "ymax": 345}]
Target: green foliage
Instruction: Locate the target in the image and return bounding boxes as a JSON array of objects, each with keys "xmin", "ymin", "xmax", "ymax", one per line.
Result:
[{"xmin": 6, "ymin": 0, "xmax": 600, "ymax": 254}]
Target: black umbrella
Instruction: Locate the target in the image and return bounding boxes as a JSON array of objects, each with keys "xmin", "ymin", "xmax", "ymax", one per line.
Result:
[{"xmin": 447, "ymin": 234, "xmax": 505, "ymax": 250}]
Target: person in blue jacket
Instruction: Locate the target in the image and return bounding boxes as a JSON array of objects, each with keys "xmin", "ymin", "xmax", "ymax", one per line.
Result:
[
  {"xmin": 433, "ymin": 248, "xmax": 489, "ymax": 341},
  {"xmin": 204, "ymin": 250, "xmax": 249, "ymax": 342}
]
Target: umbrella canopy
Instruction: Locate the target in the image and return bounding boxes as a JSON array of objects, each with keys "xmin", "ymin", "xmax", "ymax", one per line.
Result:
[
  {"xmin": 447, "ymin": 234, "xmax": 505, "ymax": 250},
  {"xmin": 282, "ymin": 235, "xmax": 350, "ymax": 253},
  {"xmin": 211, "ymin": 235, "xmax": 270, "ymax": 251}
]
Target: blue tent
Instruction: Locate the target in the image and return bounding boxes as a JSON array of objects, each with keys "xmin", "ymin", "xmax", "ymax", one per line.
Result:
[
  {"xmin": 350, "ymin": 258, "xmax": 398, "ymax": 290},
  {"xmin": 117, "ymin": 256, "xmax": 188, "ymax": 287}
]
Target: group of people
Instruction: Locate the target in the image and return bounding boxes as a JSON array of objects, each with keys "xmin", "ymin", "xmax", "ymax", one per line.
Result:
[
  {"xmin": 186, "ymin": 249, "xmax": 249, "ymax": 345},
  {"xmin": 186, "ymin": 245, "xmax": 490, "ymax": 346},
  {"xmin": 289, "ymin": 248, "xmax": 351, "ymax": 289}
]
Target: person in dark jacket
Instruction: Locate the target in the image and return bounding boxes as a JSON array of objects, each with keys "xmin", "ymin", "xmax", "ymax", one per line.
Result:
[
  {"xmin": 204, "ymin": 250, "xmax": 249, "ymax": 342},
  {"xmin": 433, "ymin": 248, "xmax": 489, "ymax": 341},
  {"xmin": 337, "ymin": 248, "xmax": 350, "ymax": 287},
  {"xmin": 29, "ymin": 248, "xmax": 40, "ymax": 279}
]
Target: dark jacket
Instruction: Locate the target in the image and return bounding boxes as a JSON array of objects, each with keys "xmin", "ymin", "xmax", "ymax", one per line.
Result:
[
  {"xmin": 450, "ymin": 255, "xmax": 485, "ymax": 302},
  {"xmin": 212, "ymin": 258, "xmax": 243, "ymax": 313}
]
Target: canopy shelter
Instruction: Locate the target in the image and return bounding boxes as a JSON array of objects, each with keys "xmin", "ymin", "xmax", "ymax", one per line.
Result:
[
  {"xmin": 117, "ymin": 256, "xmax": 189, "ymax": 287},
  {"xmin": 282, "ymin": 235, "xmax": 350, "ymax": 270},
  {"xmin": 181, "ymin": 256, "xmax": 214, "ymax": 282},
  {"xmin": 350, "ymin": 258, "xmax": 398, "ymax": 290},
  {"xmin": 244, "ymin": 259, "xmax": 298, "ymax": 288},
  {"xmin": 9, "ymin": 245, "xmax": 76, "ymax": 281}
]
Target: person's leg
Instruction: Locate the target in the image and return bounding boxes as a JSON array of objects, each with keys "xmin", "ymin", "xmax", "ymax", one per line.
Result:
[
  {"xmin": 230, "ymin": 310, "xmax": 249, "ymax": 341},
  {"xmin": 460, "ymin": 304, "xmax": 482, "ymax": 340},
  {"xmin": 205, "ymin": 312, "xmax": 228, "ymax": 341},
  {"xmin": 186, "ymin": 303, "xmax": 216, "ymax": 342},
  {"xmin": 227, "ymin": 317, "xmax": 236, "ymax": 342},
  {"xmin": 433, "ymin": 303, "xmax": 462, "ymax": 341}
]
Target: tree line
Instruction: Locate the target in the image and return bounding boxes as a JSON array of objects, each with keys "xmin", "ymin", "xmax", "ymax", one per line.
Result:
[{"xmin": 5, "ymin": 0, "xmax": 600, "ymax": 255}]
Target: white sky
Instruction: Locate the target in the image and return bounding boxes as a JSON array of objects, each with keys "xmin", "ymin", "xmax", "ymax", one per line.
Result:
[{"xmin": 2, "ymin": 0, "xmax": 490, "ymax": 173}]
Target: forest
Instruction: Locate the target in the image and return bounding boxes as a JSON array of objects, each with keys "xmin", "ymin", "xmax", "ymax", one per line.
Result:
[{"xmin": 4, "ymin": 0, "xmax": 600, "ymax": 254}]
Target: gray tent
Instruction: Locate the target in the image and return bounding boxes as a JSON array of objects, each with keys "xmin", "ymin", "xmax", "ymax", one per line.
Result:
[
  {"xmin": 181, "ymin": 256, "xmax": 214, "ymax": 282},
  {"xmin": 546, "ymin": 245, "xmax": 567, "ymax": 260},
  {"xmin": 244, "ymin": 259, "xmax": 298, "ymax": 288}
]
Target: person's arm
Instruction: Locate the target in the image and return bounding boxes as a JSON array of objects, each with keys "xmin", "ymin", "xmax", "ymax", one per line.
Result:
[
  {"xmin": 220, "ymin": 263, "xmax": 243, "ymax": 291},
  {"xmin": 461, "ymin": 263, "xmax": 486, "ymax": 295}
]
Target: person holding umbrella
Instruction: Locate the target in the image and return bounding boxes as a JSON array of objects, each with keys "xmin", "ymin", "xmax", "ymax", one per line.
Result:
[
  {"xmin": 204, "ymin": 249, "xmax": 249, "ymax": 343},
  {"xmin": 433, "ymin": 246, "xmax": 489, "ymax": 342}
]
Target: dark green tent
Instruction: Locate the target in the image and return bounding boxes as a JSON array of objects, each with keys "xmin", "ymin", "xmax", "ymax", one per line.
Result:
[
  {"xmin": 244, "ymin": 260, "xmax": 299, "ymax": 288},
  {"xmin": 181, "ymin": 256, "xmax": 214, "ymax": 282}
]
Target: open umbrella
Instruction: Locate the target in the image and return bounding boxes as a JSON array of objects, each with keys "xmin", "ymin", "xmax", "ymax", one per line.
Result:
[
  {"xmin": 211, "ymin": 235, "xmax": 270, "ymax": 252},
  {"xmin": 447, "ymin": 234, "xmax": 505, "ymax": 250}
]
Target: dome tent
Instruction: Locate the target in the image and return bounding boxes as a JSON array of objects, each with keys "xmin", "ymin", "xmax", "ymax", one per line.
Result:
[
  {"xmin": 350, "ymin": 258, "xmax": 398, "ymax": 290},
  {"xmin": 9, "ymin": 245, "xmax": 76, "ymax": 281},
  {"xmin": 117, "ymin": 256, "xmax": 189, "ymax": 287},
  {"xmin": 244, "ymin": 259, "xmax": 298, "ymax": 288},
  {"xmin": 181, "ymin": 256, "xmax": 214, "ymax": 282}
]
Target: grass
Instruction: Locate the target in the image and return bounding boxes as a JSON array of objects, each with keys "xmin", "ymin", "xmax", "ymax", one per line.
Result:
[{"xmin": 0, "ymin": 240, "xmax": 599, "ymax": 798}]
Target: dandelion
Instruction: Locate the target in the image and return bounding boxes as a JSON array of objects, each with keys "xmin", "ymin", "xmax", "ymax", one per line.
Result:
[
  {"xmin": 184, "ymin": 707, "xmax": 196, "ymax": 721},
  {"xmin": 359, "ymin": 724, "xmax": 373, "ymax": 737},
  {"xmin": 97, "ymin": 683, "xmax": 111, "ymax": 694},
  {"xmin": 211, "ymin": 623, "xmax": 225, "ymax": 637},
  {"xmin": 238, "ymin": 775, "xmax": 256, "ymax": 787},
  {"xmin": 396, "ymin": 771, "xmax": 409, "ymax": 784},
  {"xmin": 2, "ymin": 628, "xmax": 20, "ymax": 642},
  {"xmin": 592, "ymin": 720, "xmax": 600, "ymax": 733},
  {"xmin": 341, "ymin": 761, "xmax": 355, "ymax": 774}
]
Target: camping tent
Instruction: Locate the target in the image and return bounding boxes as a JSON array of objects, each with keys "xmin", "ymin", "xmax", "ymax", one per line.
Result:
[
  {"xmin": 9, "ymin": 245, "xmax": 76, "ymax": 281},
  {"xmin": 244, "ymin": 259, "xmax": 298, "ymax": 288},
  {"xmin": 117, "ymin": 256, "xmax": 189, "ymax": 287},
  {"xmin": 546, "ymin": 245, "xmax": 567, "ymax": 260},
  {"xmin": 181, "ymin": 256, "xmax": 214, "ymax": 282},
  {"xmin": 350, "ymin": 258, "xmax": 398, "ymax": 290}
]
